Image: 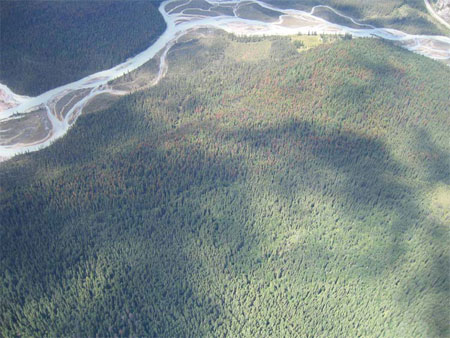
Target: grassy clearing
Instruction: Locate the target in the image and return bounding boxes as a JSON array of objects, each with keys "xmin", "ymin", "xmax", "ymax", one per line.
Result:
[
  {"xmin": 290, "ymin": 33, "xmax": 347, "ymax": 52},
  {"xmin": 429, "ymin": 185, "xmax": 450, "ymax": 223},
  {"xmin": 291, "ymin": 34, "xmax": 324, "ymax": 51},
  {"xmin": 225, "ymin": 39, "xmax": 272, "ymax": 61},
  {"xmin": 224, "ymin": 32, "xmax": 346, "ymax": 61}
]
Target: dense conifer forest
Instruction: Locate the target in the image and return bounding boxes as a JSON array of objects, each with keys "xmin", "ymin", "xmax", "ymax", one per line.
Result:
[
  {"xmin": 0, "ymin": 0, "xmax": 165, "ymax": 96},
  {"xmin": 1, "ymin": 34, "xmax": 449, "ymax": 336}
]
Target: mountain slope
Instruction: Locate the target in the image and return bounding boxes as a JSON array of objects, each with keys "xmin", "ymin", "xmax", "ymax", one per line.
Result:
[
  {"xmin": 1, "ymin": 35, "xmax": 449, "ymax": 336},
  {"xmin": 0, "ymin": 0, "xmax": 165, "ymax": 96}
]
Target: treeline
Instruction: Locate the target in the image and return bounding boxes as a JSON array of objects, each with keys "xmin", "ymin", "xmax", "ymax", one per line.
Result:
[
  {"xmin": 0, "ymin": 36, "xmax": 449, "ymax": 336},
  {"xmin": 0, "ymin": 0, "xmax": 165, "ymax": 96}
]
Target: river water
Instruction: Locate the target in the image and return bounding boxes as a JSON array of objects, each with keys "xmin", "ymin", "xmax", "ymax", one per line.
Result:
[{"xmin": 0, "ymin": 0, "xmax": 449, "ymax": 160}]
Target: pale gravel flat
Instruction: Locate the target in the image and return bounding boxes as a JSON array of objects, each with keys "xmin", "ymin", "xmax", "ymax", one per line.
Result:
[{"xmin": 1, "ymin": 0, "xmax": 449, "ymax": 161}]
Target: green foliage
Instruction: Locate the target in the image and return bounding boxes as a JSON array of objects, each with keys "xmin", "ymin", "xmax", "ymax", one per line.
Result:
[
  {"xmin": 0, "ymin": 0, "xmax": 165, "ymax": 96},
  {"xmin": 293, "ymin": 40, "xmax": 305, "ymax": 48},
  {"xmin": 265, "ymin": 0, "xmax": 446, "ymax": 35},
  {"xmin": 1, "ymin": 36, "xmax": 449, "ymax": 336}
]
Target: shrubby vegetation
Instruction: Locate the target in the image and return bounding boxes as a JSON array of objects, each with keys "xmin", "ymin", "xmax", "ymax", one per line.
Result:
[
  {"xmin": 1, "ymin": 35, "xmax": 449, "ymax": 336},
  {"xmin": 0, "ymin": 0, "xmax": 165, "ymax": 96},
  {"xmin": 266, "ymin": 0, "xmax": 448, "ymax": 35}
]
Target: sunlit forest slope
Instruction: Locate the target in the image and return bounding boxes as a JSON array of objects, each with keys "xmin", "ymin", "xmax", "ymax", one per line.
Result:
[
  {"xmin": 1, "ymin": 34, "xmax": 449, "ymax": 336},
  {"xmin": 0, "ymin": 0, "xmax": 165, "ymax": 96}
]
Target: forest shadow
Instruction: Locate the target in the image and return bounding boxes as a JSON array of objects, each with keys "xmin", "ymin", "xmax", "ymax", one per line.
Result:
[
  {"xmin": 221, "ymin": 118, "xmax": 449, "ymax": 334},
  {"xmin": 2, "ymin": 99, "xmax": 448, "ymax": 336},
  {"xmin": 412, "ymin": 127, "xmax": 450, "ymax": 184},
  {"xmin": 2, "ymin": 32, "xmax": 449, "ymax": 335},
  {"xmin": 0, "ymin": 101, "xmax": 252, "ymax": 335}
]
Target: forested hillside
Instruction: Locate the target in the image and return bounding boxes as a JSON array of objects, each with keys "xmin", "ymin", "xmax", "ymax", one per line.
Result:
[
  {"xmin": 1, "ymin": 34, "xmax": 449, "ymax": 336},
  {"xmin": 0, "ymin": 0, "xmax": 165, "ymax": 96}
]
